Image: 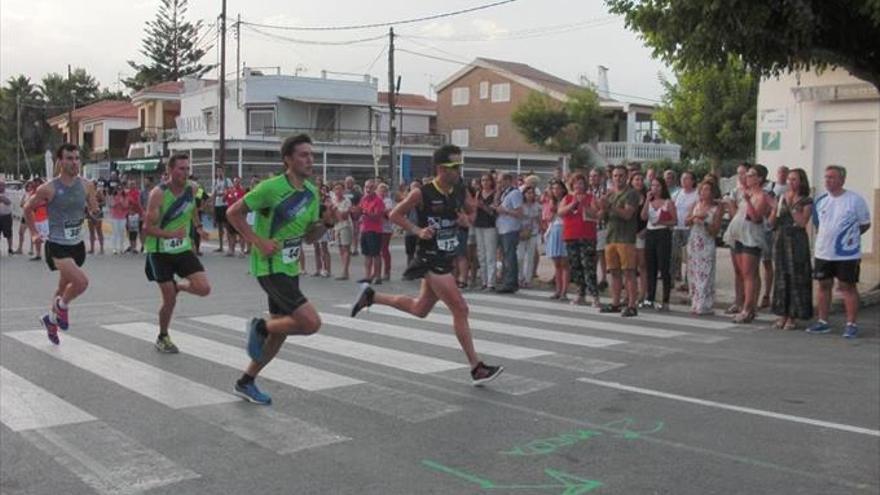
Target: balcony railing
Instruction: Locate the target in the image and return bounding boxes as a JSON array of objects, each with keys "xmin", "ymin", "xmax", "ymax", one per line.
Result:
[
  {"xmin": 262, "ymin": 127, "xmax": 445, "ymax": 147},
  {"xmin": 597, "ymin": 142, "xmax": 681, "ymax": 164}
]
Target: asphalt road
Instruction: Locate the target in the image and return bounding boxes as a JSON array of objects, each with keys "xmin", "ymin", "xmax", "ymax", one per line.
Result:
[{"xmin": 1, "ymin": 245, "xmax": 878, "ymax": 495}]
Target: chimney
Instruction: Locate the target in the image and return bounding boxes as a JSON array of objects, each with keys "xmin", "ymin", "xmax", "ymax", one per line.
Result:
[{"xmin": 597, "ymin": 65, "xmax": 609, "ymax": 99}]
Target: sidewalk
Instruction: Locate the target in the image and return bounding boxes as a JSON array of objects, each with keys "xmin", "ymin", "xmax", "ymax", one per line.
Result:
[{"xmin": 534, "ymin": 246, "xmax": 880, "ymax": 311}]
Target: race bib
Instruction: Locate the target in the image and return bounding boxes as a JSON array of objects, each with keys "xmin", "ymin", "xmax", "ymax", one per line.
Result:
[
  {"xmin": 63, "ymin": 221, "xmax": 82, "ymax": 241},
  {"xmin": 163, "ymin": 237, "xmax": 190, "ymax": 251},
  {"xmin": 281, "ymin": 237, "xmax": 303, "ymax": 264},
  {"xmin": 436, "ymin": 228, "xmax": 459, "ymax": 252}
]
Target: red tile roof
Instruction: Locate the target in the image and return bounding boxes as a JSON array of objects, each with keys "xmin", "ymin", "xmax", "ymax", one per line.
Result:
[
  {"xmin": 378, "ymin": 92, "xmax": 437, "ymax": 111},
  {"xmin": 135, "ymin": 80, "xmax": 184, "ymax": 96},
  {"xmin": 48, "ymin": 100, "xmax": 137, "ymax": 124}
]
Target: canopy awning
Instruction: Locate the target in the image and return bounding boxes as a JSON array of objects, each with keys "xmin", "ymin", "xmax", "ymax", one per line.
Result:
[{"xmin": 115, "ymin": 157, "xmax": 161, "ymax": 172}]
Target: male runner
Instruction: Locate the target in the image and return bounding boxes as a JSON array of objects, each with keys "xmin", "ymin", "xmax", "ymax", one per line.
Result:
[
  {"xmin": 142, "ymin": 154, "xmax": 211, "ymax": 353},
  {"xmin": 226, "ymin": 134, "xmax": 327, "ymax": 405},
  {"xmin": 350, "ymin": 144, "xmax": 503, "ymax": 385},
  {"xmin": 24, "ymin": 144, "xmax": 98, "ymax": 344}
]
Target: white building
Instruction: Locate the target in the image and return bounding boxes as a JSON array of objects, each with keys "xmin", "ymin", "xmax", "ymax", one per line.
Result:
[
  {"xmin": 169, "ymin": 69, "xmax": 444, "ymax": 183},
  {"xmin": 756, "ymin": 68, "xmax": 878, "ymax": 284}
]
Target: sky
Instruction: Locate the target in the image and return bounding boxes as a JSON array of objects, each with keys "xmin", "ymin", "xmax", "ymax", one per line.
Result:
[{"xmin": 0, "ymin": 0, "xmax": 673, "ymax": 104}]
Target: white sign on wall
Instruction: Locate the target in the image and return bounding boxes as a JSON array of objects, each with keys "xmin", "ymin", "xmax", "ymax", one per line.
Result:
[{"xmin": 760, "ymin": 108, "xmax": 788, "ymax": 129}]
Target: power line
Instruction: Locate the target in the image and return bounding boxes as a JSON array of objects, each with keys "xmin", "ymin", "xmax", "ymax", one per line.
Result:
[
  {"xmin": 401, "ymin": 17, "xmax": 620, "ymax": 42},
  {"xmin": 396, "ymin": 46, "xmax": 662, "ymax": 104},
  {"xmin": 240, "ymin": 0, "xmax": 519, "ymax": 31},
  {"xmin": 242, "ymin": 24, "xmax": 386, "ymax": 46}
]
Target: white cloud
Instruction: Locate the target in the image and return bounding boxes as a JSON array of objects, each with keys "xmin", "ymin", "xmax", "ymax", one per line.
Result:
[
  {"xmin": 418, "ymin": 22, "xmax": 456, "ymax": 38},
  {"xmin": 470, "ymin": 19, "xmax": 508, "ymax": 40}
]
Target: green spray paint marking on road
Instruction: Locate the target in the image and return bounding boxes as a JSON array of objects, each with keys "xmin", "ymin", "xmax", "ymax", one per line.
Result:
[
  {"xmin": 499, "ymin": 418, "xmax": 665, "ymax": 456},
  {"xmin": 421, "ymin": 460, "xmax": 603, "ymax": 494}
]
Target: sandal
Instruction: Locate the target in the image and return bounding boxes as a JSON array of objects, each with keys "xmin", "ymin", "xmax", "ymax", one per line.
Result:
[
  {"xmin": 772, "ymin": 318, "xmax": 786, "ymax": 329},
  {"xmin": 725, "ymin": 304, "xmax": 741, "ymax": 315},
  {"xmin": 549, "ymin": 293, "xmax": 561, "ymax": 300},
  {"xmin": 732, "ymin": 311, "xmax": 756, "ymax": 324},
  {"xmin": 456, "ymin": 281, "xmax": 468, "ymax": 289},
  {"xmin": 783, "ymin": 320, "xmax": 798, "ymax": 331}
]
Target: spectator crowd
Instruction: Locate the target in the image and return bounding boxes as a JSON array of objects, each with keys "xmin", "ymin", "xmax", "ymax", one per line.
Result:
[{"xmin": 1, "ymin": 159, "xmax": 872, "ymax": 338}]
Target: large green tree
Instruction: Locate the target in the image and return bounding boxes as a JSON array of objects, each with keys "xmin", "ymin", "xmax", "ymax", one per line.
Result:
[
  {"xmin": 0, "ymin": 76, "xmax": 49, "ymax": 176},
  {"xmin": 125, "ymin": 0, "xmax": 213, "ymax": 91},
  {"xmin": 655, "ymin": 57, "xmax": 758, "ymax": 167},
  {"xmin": 605, "ymin": 0, "xmax": 880, "ymax": 89},
  {"xmin": 512, "ymin": 87, "xmax": 610, "ymax": 166},
  {"xmin": 39, "ymin": 69, "xmax": 101, "ymax": 111}
]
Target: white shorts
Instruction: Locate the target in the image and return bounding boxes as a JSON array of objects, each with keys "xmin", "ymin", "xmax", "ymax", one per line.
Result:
[
  {"xmin": 596, "ymin": 229, "xmax": 607, "ymax": 250},
  {"xmin": 35, "ymin": 220, "xmax": 49, "ymax": 241}
]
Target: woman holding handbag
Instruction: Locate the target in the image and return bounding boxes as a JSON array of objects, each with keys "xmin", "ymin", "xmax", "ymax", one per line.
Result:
[{"xmin": 640, "ymin": 177, "xmax": 677, "ymax": 311}]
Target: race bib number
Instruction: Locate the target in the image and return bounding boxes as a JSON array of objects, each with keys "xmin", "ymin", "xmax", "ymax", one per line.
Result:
[
  {"xmin": 63, "ymin": 221, "xmax": 82, "ymax": 241},
  {"xmin": 163, "ymin": 237, "xmax": 190, "ymax": 251},
  {"xmin": 281, "ymin": 238, "xmax": 303, "ymax": 264},
  {"xmin": 436, "ymin": 228, "xmax": 459, "ymax": 253}
]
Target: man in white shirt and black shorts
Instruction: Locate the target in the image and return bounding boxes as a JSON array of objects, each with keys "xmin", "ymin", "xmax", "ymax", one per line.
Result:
[{"xmin": 806, "ymin": 165, "xmax": 872, "ymax": 339}]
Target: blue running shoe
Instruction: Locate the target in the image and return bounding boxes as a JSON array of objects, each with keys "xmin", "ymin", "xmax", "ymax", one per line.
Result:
[
  {"xmin": 805, "ymin": 320, "xmax": 831, "ymax": 334},
  {"xmin": 233, "ymin": 382, "xmax": 272, "ymax": 405},
  {"xmin": 246, "ymin": 318, "xmax": 266, "ymax": 362},
  {"xmin": 41, "ymin": 314, "xmax": 60, "ymax": 345},
  {"xmin": 842, "ymin": 324, "xmax": 859, "ymax": 339}
]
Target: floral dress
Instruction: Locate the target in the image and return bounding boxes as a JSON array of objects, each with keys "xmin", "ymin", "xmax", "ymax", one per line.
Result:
[
  {"xmin": 771, "ymin": 197, "xmax": 813, "ymax": 320},
  {"xmin": 687, "ymin": 205, "xmax": 718, "ymax": 314}
]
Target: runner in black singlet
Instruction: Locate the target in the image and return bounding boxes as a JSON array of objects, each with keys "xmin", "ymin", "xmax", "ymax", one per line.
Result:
[{"xmin": 350, "ymin": 144, "xmax": 503, "ymax": 385}]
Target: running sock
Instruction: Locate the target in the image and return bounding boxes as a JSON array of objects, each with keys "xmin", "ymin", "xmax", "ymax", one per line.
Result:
[
  {"xmin": 237, "ymin": 374, "xmax": 255, "ymax": 386},
  {"xmin": 255, "ymin": 318, "xmax": 268, "ymax": 337},
  {"xmin": 56, "ymin": 298, "xmax": 68, "ymax": 309}
]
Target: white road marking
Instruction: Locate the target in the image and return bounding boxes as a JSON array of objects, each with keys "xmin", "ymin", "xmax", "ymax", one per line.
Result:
[
  {"xmin": 0, "ymin": 367, "xmax": 96, "ymax": 431},
  {"xmin": 104, "ymin": 322, "xmax": 362, "ymax": 391},
  {"xmin": 7, "ymin": 331, "xmax": 235, "ymax": 409},
  {"xmin": 577, "ymin": 377, "xmax": 880, "ymax": 437},
  {"xmin": 1, "ymin": 367, "xmax": 199, "ymax": 494},
  {"xmin": 21, "ymin": 423, "xmax": 200, "ymax": 495},
  {"xmin": 191, "ymin": 314, "xmax": 466, "ymax": 374},
  {"xmin": 320, "ymin": 312, "xmax": 553, "ymax": 360},
  {"xmin": 469, "ymin": 292, "xmax": 735, "ymax": 330},
  {"xmin": 346, "ymin": 305, "xmax": 627, "ymax": 348}
]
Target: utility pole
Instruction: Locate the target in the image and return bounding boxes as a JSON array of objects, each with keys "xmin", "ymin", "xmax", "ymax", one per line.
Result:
[
  {"xmin": 235, "ymin": 13, "xmax": 241, "ymax": 108},
  {"xmin": 67, "ymin": 65, "xmax": 75, "ymax": 145},
  {"xmin": 218, "ymin": 0, "xmax": 227, "ymax": 176},
  {"xmin": 16, "ymin": 95, "xmax": 21, "ymax": 178},
  {"xmin": 387, "ymin": 27, "xmax": 398, "ymax": 192}
]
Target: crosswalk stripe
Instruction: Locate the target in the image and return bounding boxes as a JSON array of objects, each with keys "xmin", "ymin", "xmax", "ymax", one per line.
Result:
[
  {"xmin": 464, "ymin": 303, "xmax": 716, "ymax": 341},
  {"xmin": 1, "ymin": 366, "xmax": 96, "ymax": 431},
  {"xmin": 113, "ymin": 322, "xmax": 459, "ymax": 423},
  {"xmin": 320, "ymin": 312, "xmax": 553, "ymax": 360},
  {"xmin": 7, "ymin": 331, "xmax": 235, "ymax": 409},
  {"xmin": 193, "ymin": 314, "xmax": 554, "ymax": 396},
  {"xmin": 192, "ymin": 314, "xmax": 466, "ymax": 374},
  {"xmin": 320, "ymin": 313, "xmax": 625, "ymax": 375},
  {"xmin": 1, "ymin": 367, "xmax": 199, "ymax": 494},
  {"xmin": 185, "ymin": 403, "xmax": 350, "ymax": 455},
  {"xmin": 468, "ymin": 292, "xmax": 735, "ymax": 330},
  {"xmin": 345, "ymin": 305, "xmax": 628, "ymax": 349},
  {"xmin": 103, "ymin": 322, "xmax": 362, "ymax": 391}
]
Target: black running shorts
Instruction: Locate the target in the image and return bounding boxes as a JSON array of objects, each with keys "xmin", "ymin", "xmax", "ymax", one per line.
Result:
[
  {"xmin": 145, "ymin": 251, "xmax": 205, "ymax": 283},
  {"xmin": 402, "ymin": 252, "xmax": 454, "ymax": 280},
  {"xmin": 813, "ymin": 258, "xmax": 860, "ymax": 284},
  {"xmin": 45, "ymin": 241, "xmax": 86, "ymax": 271},
  {"xmin": 257, "ymin": 273, "xmax": 308, "ymax": 315}
]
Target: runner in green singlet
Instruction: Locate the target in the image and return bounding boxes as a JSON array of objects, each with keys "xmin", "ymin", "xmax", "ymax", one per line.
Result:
[
  {"xmin": 143, "ymin": 154, "xmax": 211, "ymax": 353},
  {"xmin": 226, "ymin": 134, "xmax": 327, "ymax": 405}
]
